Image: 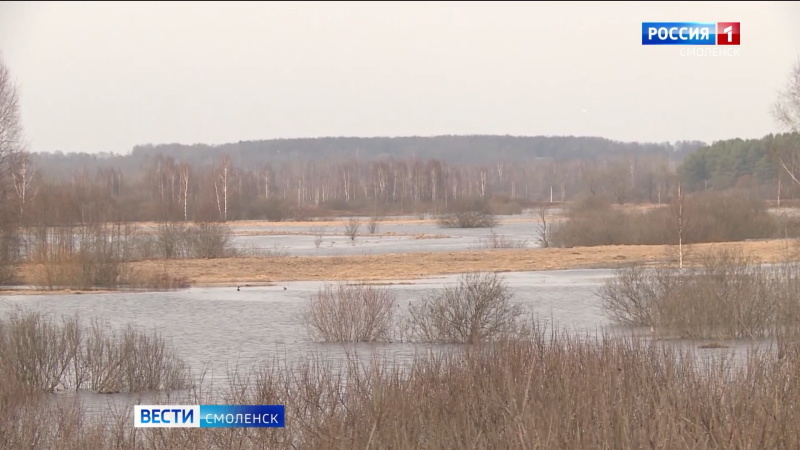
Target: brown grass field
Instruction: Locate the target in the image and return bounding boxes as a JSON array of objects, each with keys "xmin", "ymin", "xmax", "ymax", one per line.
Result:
[{"xmin": 5, "ymin": 239, "xmax": 795, "ymax": 294}]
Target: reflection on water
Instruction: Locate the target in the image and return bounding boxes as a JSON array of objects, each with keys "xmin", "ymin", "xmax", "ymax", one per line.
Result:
[{"xmin": 0, "ymin": 267, "xmax": 772, "ymax": 414}]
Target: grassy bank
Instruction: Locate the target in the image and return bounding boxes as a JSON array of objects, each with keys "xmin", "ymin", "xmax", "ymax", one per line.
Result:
[{"xmin": 3, "ymin": 239, "xmax": 796, "ymax": 290}]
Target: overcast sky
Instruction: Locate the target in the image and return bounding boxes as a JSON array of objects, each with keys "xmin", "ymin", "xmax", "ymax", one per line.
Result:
[{"xmin": 1, "ymin": 1, "xmax": 799, "ymax": 154}]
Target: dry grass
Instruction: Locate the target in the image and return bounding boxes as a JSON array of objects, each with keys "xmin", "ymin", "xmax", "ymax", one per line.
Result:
[
  {"xmin": 126, "ymin": 216, "xmax": 552, "ymax": 234},
  {"xmin": 11, "ymin": 239, "xmax": 792, "ymax": 288}
]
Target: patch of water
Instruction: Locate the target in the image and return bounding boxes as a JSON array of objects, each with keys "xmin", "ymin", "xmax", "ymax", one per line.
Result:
[
  {"xmin": 229, "ymin": 216, "xmax": 545, "ymax": 256},
  {"xmin": 0, "ymin": 268, "xmax": 771, "ymax": 415}
]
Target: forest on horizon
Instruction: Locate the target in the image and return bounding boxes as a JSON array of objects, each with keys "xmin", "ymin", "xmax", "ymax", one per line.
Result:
[{"xmin": 6, "ymin": 133, "xmax": 793, "ymax": 225}]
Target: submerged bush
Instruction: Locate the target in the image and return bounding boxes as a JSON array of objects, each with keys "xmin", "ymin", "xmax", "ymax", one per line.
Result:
[
  {"xmin": 406, "ymin": 272, "xmax": 528, "ymax": 344},
  {"xmin": 303, "ymin": 283, "xmax": 396, "ymax": 342},
  {"xmin": 599, "ymin": 249, "xmax": 800, "ymax": 339},
  {"xmin": 0, "ymin": 309, "xmax": 191, "ymax": 394}
]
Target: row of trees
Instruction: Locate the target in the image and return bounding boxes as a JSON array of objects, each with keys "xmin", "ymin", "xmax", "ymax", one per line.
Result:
[
  {"xmin": 678, "ymin": 133, "xmax": 800, "ymax": 197},
  {"xmin": 9, "ymin": 152, "xmax": 689, "ymax": 224},
  {"xmin": 2, "ymin": 55, "xmax": 800, "ymax": 275}
]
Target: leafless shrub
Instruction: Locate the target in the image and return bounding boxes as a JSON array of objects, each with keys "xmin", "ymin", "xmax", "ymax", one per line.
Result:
[
  {"xmin": 599, "ymin": 265, "xmax": 680, "ymax": 326},
  {"xmin": 406, "ymin": 272, "xmax": 528, "ymax": 343},
  {"xmin": 472, "ymin": 229, "xmax": 528, "ymax": 249},
  {"xmin": 600, "ymin": 249, "xmax": 800, "ymax": 339},
  {"xmin": 536, "ymin": 205, "xmax": 552, "ymax": 248},
  {"xmin": 310, "ymin": 226, "xmax": 326, "ymax": 248},
  {"xmin": 81, "ymin": 320, "xmax": 191, "ymax": 394},
  {"xmin": 26, "ymin": 223, "xmax": 163, "ymax": 289},
  {"xmin": 186, "ymin": 222, "xmax": 234, "ymax": 258},
  {"xmin": 437, "ymin": 210, "xmax": 498, "ymax": 230},
  {"xmin": 552, "ymin": 192, "xmax": 778, "ymax": 247},
  {"xmin": 437, "ymin": 197, "xmax": 498, "ymax": 229},
  {"xmin": 15, "ymin": 319, "xmax": 800, "ymax": 447},
  {"xmin": 0, "ymin": 310, "xmax": 81, "ymax": 393},
  {"xmin": 156, "ymin": 221, "xmax": 189, "ymax": 259},
  {"xmin": 344, "ymin": 217, "xmax": 360, "ymax": 241},
  {"xmin": 0, "ymin": 309, "xmax": 191, "ymax": 396},
  {"xmin": 367, "ymin": 215, "xmax": 380, "ymax": 234},
  {"xmin": 302, "ymin": 283, "xmax": 396, "ymax": 342}
]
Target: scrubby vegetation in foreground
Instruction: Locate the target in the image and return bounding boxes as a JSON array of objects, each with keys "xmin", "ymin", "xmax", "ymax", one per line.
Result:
[
  {"xmin": 3, "ymin": 317, "xmax": 800, "ymax": 449},
  {"xmin": 7, "ymin": 258, "xmax": 800, "ymax": 448}
]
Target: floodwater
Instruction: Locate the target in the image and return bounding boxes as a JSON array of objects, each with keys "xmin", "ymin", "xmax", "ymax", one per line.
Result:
[
  {"xmin": 0, "ymin": 269, "xmax": 611, "ymax": 383},
  {"xmin": 0, "ymin": 268, "xmax": 621, "ymax": 413},
  {"xmin": 0, "ymin": 269, "xmax": 762, "ymax": 385},
  {"xmin": 229, "ymin": 214, "xmax": 546, "ymax": 256}
]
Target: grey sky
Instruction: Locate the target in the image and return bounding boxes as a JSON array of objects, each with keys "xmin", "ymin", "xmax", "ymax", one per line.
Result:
[{"xmin": 1, "ymin": 1, "xmax": 799, "ymax": 154}]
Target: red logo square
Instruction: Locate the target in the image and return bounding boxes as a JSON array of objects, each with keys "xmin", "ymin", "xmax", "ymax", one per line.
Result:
[{"xmin": 717, "ymin": 22, "xmax": 740, "ymax": 45}]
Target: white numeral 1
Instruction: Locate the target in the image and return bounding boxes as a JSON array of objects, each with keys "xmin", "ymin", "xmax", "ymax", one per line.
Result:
[{"xmin": 723, "ymin": 26, "xmax": 733, "ymax": 42}]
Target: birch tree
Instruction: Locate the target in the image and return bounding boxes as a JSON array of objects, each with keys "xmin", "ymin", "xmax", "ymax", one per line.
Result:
[
  {"xmin": 179, "ymin": 163, "xmax": 191, "ymax": 221},
  {"xmin": 12, "ymin": 154, "xmax": 35, "ymax": 223},
  {"xmin": 214, "ymin": 155, "xmax": 231, "ymax": 222}
]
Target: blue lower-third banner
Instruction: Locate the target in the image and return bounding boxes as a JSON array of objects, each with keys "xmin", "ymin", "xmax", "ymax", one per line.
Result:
[{"xmin": 134, "ymin": 405, "xmax": 285, "ymax": 428}]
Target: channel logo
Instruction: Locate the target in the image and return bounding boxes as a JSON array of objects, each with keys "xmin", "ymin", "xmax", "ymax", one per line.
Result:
[
  {"xmin": 642, "ymin": 22, "xmax": 740, "ymax": 45},
  {"xmin": 134, "ymin": 405, "xmax": 285, "ymax": 428}
]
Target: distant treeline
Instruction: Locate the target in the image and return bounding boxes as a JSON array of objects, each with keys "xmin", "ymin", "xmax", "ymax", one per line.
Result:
[
  {"xmin": 15, "ymin": 136, "xmax": 701, "ymax": 224},
  {"xmin": 678, "ymin": 133, "xmax": 800, "ymax": 195},
  {"xmin": 31, "ymin": 135, "xmax": 702, "ymax": 180},
  {"xmin": 6, "ymin": 133, "xmax": 796, "ymax": 226}
]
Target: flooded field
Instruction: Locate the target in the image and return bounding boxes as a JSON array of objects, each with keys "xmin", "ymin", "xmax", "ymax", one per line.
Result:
[
  {"xmin": 0, "ymin": 270, "xmax": 605, "ymax": 379},
  {"xmin": 0, "ymin": 268, "xmax": 761, "ymax": 384},
  {"xmin": 0, "ymin": 265, "xmax": 776, "ymax": 423},
  {"xmin": 228, "ymin": 214, "xmax": 546, "ymax": 256}
]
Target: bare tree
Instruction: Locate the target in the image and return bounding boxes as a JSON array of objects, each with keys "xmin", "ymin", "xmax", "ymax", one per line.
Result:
[
  {"xmin": 670, "ymin": 182, "xmax": 689, "ymax": 269},
  {"xmin": 771, "ymin": 58, "xmax": 800, "ymax": 184},
  {"xmin": 0, "ymin": 54, "xmax": 24, "ymax": 180},
  {"xmin": 344, "ymin": 217, "xmax": 360, "ymax": 241},
  {"xmin": 179, "ymin": 163, "xmax": 190, "ymax": 221},
  {"xmin": 536, "ymin": 205, "xmax": 551, "ymax": 248},
  {"xmin": 214, "ymin": 155, "xmax": 231, "ymax": 222},
  {"xmin": 12, "ymin": 153, "xmax": 35, "ymax": 223},
  {"xmin": 0, "ymin": 54, "xmax": 25, "ymax": 283},
  {"xmin": 437, "ymin": 198, "xmax": 497, "ymax": 228}
]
